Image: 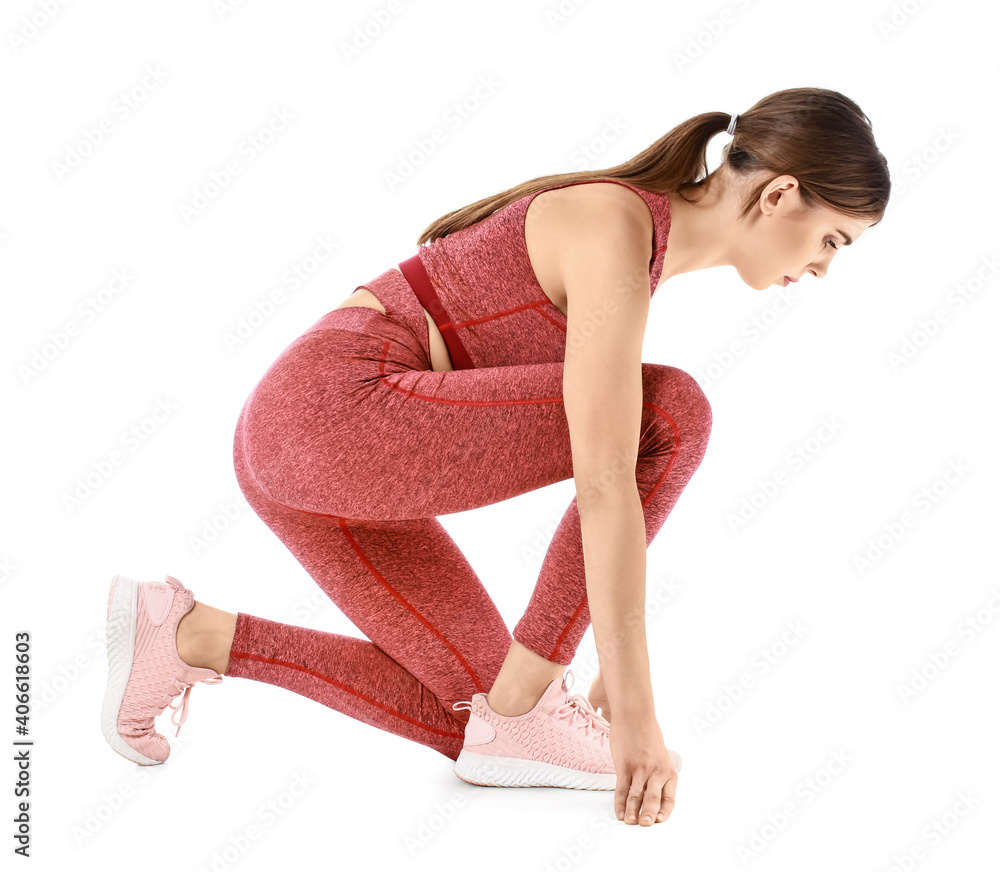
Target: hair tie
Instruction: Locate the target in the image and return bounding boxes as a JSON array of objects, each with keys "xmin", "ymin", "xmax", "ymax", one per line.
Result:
[{"xmin": 727, "ymin": 113, "xmax": 739, "ymax": 135}]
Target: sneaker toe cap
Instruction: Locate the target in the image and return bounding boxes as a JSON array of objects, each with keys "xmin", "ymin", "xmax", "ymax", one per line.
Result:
[{"xmin": 121, "ymin": 727, "xmax": 170, "ymax": 763}]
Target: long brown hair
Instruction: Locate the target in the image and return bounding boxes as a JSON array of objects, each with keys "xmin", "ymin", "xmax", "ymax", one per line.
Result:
[{"xmin": 415, "ymin": 87, "xmax": 891, "ymax": 245}]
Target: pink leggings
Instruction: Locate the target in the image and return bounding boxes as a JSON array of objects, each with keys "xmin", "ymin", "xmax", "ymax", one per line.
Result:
[{"xmin": 225, "ymin": 271, "xmax": 712, "ymax": 761}]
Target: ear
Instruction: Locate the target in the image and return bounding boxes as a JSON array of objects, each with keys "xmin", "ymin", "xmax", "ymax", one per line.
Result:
[{"xmin": 759, "ymin": 175, "xmax": 802, "ymax": 217}]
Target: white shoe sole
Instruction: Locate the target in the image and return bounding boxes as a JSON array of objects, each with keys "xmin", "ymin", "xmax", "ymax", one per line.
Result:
[
  {"xmin": 454, "ymin": 749, "xmax": 616, "ymax": 790},
  {"xmin": 101, "ymin": 575, "xmax": 163, "ymax": 766}
]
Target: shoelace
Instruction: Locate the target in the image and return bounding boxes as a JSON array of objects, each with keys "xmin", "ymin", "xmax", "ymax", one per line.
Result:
[
  {"xmin": 553, "ymin": 669, "xmax": 610, "ymax": 745},
  {"xmin": 555, "ymin": 695, "xmax": 610, "ymax": 745},
  {"xmin": 165, "ymin": 676, "xmax": 224, "ymax": 737},
  {"xmin": 452, "ymin": 672, "xmax": 610, "ymax": 744},
  {"xmin": 162, "ymin": 578, "xmax": 222, "ymax": 737}
]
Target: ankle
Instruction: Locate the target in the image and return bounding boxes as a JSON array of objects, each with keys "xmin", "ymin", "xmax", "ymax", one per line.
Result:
[
  {"xmin": 485, "ymin": 689, "xmax": 539, "ymax": 718},
  {"xmin": 486, "ymin": 639, "xmax": 565, "ymax": 716},
  {"xmin": 486, "ymin": 674, "xmax": 561, "ymax": 717},
  {"xmin": 176, "ymin": 602, "xmax": 236, "ymax": 675}
]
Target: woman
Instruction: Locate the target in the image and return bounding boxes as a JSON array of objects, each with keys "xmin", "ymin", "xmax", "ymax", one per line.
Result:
[{"xmin": 101, "ymin": 86, "xmax": 890, "ymax": 828}]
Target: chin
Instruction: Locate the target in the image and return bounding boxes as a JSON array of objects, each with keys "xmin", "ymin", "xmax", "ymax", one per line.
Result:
[
  {"xmin": 734, "ymin": 264, "xmax": 771, "ymax": 291},
  {"xmin": 744, "ymin": 272, "xmax": 772, "ymax": 291}
]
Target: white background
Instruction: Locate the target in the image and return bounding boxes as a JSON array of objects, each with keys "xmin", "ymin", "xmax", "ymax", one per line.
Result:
[{"xmin": 2, "ymin": 0, "xmax": 998, "ymax": 869}]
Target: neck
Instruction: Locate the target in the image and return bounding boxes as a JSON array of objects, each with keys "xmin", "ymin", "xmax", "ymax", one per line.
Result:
[{"xmin": 658, "ymin": 170, "xmax": 744, "ymax": 285}]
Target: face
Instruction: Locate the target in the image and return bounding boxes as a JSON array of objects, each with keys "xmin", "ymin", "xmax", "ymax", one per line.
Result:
[{"xmin": 735, "ymin": 174, "xmax": 874, "ymax": 290}]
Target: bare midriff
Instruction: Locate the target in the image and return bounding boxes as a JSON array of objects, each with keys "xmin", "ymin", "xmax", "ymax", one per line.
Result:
[{"xmin": 332, "ymin": 268, "xmax": 456, "ymax": 373}]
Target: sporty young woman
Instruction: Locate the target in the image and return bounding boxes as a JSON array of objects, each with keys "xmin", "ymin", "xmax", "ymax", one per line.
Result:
[{"xmin": 101, "ymin": 86, "xmax": 890, "ymax": 828}]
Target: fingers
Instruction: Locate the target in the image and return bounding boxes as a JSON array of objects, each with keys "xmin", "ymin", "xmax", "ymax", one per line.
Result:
[
  {"xmin": 655, "ymin": 775, "xmax": 677, "ymax": 823},
  {"xmin": 614, "ymin": 777, "xmax": 632, "ymax": 823},
  {"xmin": 615, "ymin": 768, "xmax": 677, "ymax": 826}
]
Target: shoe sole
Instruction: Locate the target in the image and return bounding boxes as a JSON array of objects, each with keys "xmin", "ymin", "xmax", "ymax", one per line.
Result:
[
  {"xmin": 454, "ymin": 749, "xmax": 615, "ymax": 790},
  {"xmin": 101, "ymin": 575, "xmax": 163, "ymax": 766}
]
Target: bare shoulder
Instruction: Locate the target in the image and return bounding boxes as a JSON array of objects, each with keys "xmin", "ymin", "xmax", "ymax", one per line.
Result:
[
  {"xmin": 528, "ymin": 181, "xmax": 653, "ymax": 233},
  {"xmin": 524, "ymin": 182, "xmax": 654, "ymax": 312}
]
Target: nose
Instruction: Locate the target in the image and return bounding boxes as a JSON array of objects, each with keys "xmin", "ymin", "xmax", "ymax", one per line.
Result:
[{"xmin": 807, "ymin": 249, "xmax": 838, "ymax": 281}]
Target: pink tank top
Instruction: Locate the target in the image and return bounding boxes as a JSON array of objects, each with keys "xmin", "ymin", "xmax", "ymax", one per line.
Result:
[{"xmin": 412, "ymin": 178, "xmax": 672, "ymax": 369}]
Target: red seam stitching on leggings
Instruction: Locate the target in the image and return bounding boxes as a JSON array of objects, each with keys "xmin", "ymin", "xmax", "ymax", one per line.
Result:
[
  {"xmin": 234, "ymin": 348, "xmax": 558, "ymax": 517},
  {"xmin": 548, "ymin": 399, "xmax": 683, "ymax": 661},
  {"xmin": 227, "ymin": 650, "xmax": 465, "ymax": 739},
  {"xmin": 379, "ymin": 338, "xmax": 573, "ymax": 670},
  {"xmin": 338, "ymin": 517, "xmax": 487, "ymax": 695},
  {"xmin": 638, "ymin": 399, "xmax": 682, "ymax": 509},
  {"xmin": 548, "ymin": 596, "xmax": 590, "ymax": 662},
  {"xmin": 245, "ymin": 343, "xmax": 688, "ymax": 667}
]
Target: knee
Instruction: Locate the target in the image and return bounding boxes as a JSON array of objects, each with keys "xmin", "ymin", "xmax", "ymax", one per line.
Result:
[
  {"xmin": 669, "ymin": 365, "xmax": 712, "ymax": 440},
  {"xmin": 641, "ymin": 364, "xmax": 713, "ymax": 457}
]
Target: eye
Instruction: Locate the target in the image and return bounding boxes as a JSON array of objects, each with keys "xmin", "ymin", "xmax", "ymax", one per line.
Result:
[{"xmin": 825, "ymin": 239, "xmax": 839, "ymax": 251}]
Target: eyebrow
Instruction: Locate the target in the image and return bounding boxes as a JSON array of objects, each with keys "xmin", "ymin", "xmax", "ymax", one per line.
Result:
[{"xmin": 835, "ymin": 230, "xmax": 854, "ymax": 246}]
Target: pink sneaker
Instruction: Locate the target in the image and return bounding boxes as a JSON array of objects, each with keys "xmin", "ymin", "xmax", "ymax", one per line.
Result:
[
  {"xmin": 452, "ymin": 669, "xmax": 682, "ymax": 790},
  {"xmin": 101, "ymin": 575, "xmax": 222, "ymax": 766}
]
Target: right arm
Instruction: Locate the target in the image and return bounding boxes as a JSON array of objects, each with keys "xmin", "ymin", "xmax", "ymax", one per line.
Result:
[
  {"xmin": 560, "ymin": 208, "xmax": 654, "ymax": 719},
  {"xmin": 555, "ymin": 188, "xmax": 678, "ymax": 825}
]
